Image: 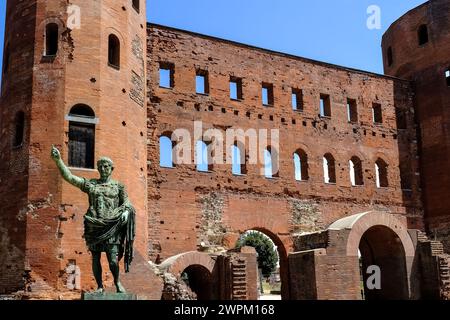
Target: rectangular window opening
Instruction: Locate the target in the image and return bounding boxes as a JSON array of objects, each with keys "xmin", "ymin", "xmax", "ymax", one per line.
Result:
[
  {"xmin": 292, "ymin": 88, "xmax": 304, "ymax": 112},
  {"xmin": 196, "ymin": 70, "xmax": 209, "ymax": 95},
  {"xmin": 446, "ymin": 69, "xmax": 450, "ymax": 87},
  {"xmin": 230, "ymin": 77, "xmax": 243, "ymax": 100},
  {"xmin": 373, "ymin": 103, "xmax": 383, "ymax": 124},
  {"xmin": 159, "ymin": 62, "xmax": 174, "ymax": 88},
  {"xmin": 320, "ymin": 94, "xmax": 331, "ymax": 118},
  {"xmin": 347, "ymin": 98, "xmax": 358, "ymax": 123},
  {"xmin": 262, "ymin": 83, "xmax": 274, "ymax": 106}
]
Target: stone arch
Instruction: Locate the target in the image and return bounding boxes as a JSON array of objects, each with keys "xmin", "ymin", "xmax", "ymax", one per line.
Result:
[
  {"xmin": 159, "ymin": 251, "xmax": 215, "ymax": 277},
  {"xmin": 329, "ymin": 211, "xmax": 415, "ymax": 299},
  {"xmin": 159, "ymin": 252, "xmax": 216, "ymax": 300}
]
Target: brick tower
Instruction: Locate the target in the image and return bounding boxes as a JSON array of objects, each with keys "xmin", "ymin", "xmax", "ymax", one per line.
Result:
[
  {"xmin": 382, "ymin": 0, "xmax": 450, "ymax": 250},
  {"xmin": 0, "ymin": 0, "xmax": 148, "ymax": 294}
]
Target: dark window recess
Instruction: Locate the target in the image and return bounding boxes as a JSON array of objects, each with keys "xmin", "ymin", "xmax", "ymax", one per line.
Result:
[
  {"xmin": 372, "ymin": 103, "xmax": 383, "ymax": 124},
  {"xmin": 376, "ymin": 159, "xmax": 389, "ymax": 188},
  {"xmin": 387, "ymin": 46, "xmax": 393, "ymax": 67},
  {"xmin": 13, "ymin": 111, "xmax": 25, "ymax": 147},
  {"xmin": 324, "ymin": 153, "xmax": 336, "ymax": 184},
  {"xmin": 69, "ymin": 123, "xmax": 95, "ymax": 169},
  {"xmin": 396, "ymin": 108, "xmax": 407, "ymax": 129},
  {"xmin": 262, "ymin": 83, "xmax": 274, "ymax": 106},
  {"xmin": 132, "ymin": 0, "xmax": 140, "ymax": 13},
  {"xmin": 196, "ymin": 70, "xmax": 209, "ymax": 94},
  {"xmin": 418, "ymin": 24, "xmax": 429, "ymax": 45},
  {"xmin": 400, "ymin": 164, "xmax": 412, "ymax": 190},
  {"xmin": 350, "ymin": 156, "xmax": 364, "ymax": 186},
  {"xmin": 292, "ymin": 89, "xmax": 304, "ymax": 111},
  {"xmin": 45, "ymin": 23, "xmax": 59, "ymax": 56},
  {"xmin": 347, "ymin": 98, "xmax": 358, "ymax": 123},
  {"xmin": 108, "ymin": 34, "xmax": 120, "ymax": 69},
  {"xmin": 230, "ymin": 77, "xmax": 243, "ymax": 100},
  {"xmin": 320, "ymin": 94, "xmax": 331, "ymax": 117}
]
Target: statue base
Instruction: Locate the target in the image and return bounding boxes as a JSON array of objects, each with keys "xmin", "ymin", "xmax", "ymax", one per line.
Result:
[{"xmin": 82, "ymin": 292, "xmax": 138, "ymax": 300}]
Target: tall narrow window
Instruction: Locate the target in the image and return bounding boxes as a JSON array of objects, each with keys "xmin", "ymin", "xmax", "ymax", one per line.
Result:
[
  {"xmin": 159, "ymin": 62, "xmax": 174, "ymax": 88},
  {"xmin": 108, "ymin": 34, "xmax": 120, "ymax": 69},
  {"xmin": 196, "ymin": 141, "xmax": 211, "ymax": 172},
  {"xmin": 45, "ymin": 23, "xmax": 58, "ymax": 56},
  {"xmin": 231, "ymin": 143, "xmax": 247, "ymax": 175},
  {"xmin": 323, "ymin": 153, "xmax": 336, "ymax": 184},
  {"xmin": 196, "ymin": 70, "xmax": 209, "ymax": 95},
  {"xmin": 372, "ymin": 103, "xmax": 383, "ymax": 124},
  {"xmin": 349, "ymin": 156, "xmax": 363, "ymax": 186},
  {"xmin": 375, "ymin": 159, "xmax": 389, "ymax": 188},
  {"xmin": 445, "ymin": 68, "xmax": 450, "ymax": 87},
  {"xmin": 292, "ymin": 89, "xmax": 304, "ymax": 112},
  {"xmin": 13, "ymin": 111, "xmax": 25, "ymax": 147},
  {"xmin": 160, "ymin": 135, "xmax": 174, "ymax": 168},
  {"xmin": 262, "ymin": 83, "xmax": 274, "ymax": 106},
  {"xmin": 230, "ymin": 77, "xmax": 243, "ymax": 100},
  {"xmin": 347, "ymin": 98, "xmax": 358, "ymax": 123},
  {"xmin": 387, "ymin": 46, "xmax": 393, "ymax": 67},
  {"xmin": 418, "ymin": 24, "xmax": 429, "ymax": 45},
  {"xmin": 294, "ymin": 149, "xmax": 309, "ymax": 181},
  {"xmin": 68, "ymin": 104, "xmax": 96, "ymax": 169},
  {"xmin": 132, "ymin": 0, "xmax": 140, "ymax": 13},
  {"xmin": 320, "ymin": 94, "xmax": 331, "ymax": 118},
  {"xmin": 264, "ymin": 147, "xmax": 279, "ymax": 178}
]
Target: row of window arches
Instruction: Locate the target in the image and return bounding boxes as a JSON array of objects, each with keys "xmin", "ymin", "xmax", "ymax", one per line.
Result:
[{"xmin": 159, "ymin": 135, "xmax": 390, "ymax": 188}]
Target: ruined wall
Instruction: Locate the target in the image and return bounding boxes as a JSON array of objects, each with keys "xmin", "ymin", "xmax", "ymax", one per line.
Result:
[
  {"xmin": 147, "ymin": 24, "xmax": 423, "ymax": 265},
  {"xmin": 382, "ymin": 0, "xmax": 450, "ymax": 250}
]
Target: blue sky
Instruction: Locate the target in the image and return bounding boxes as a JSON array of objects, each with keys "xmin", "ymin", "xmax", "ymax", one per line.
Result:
[{"xmin": 0, "ymin": 0, "xmax": 426, "ymax": 77}]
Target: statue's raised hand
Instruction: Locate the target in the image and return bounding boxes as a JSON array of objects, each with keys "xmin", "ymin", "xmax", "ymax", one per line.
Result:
[{"xmin": 51, "ymin": 145, "xmax": 61, "ymax": 162}]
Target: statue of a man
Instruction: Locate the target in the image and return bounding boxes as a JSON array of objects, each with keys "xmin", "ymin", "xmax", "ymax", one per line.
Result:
[{"xmin": 51, "ymin": 146, "xmax": 135, "ymax": 293}]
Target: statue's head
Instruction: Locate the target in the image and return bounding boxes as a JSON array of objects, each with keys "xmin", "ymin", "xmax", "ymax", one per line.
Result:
[{"xmin": 97, "ymin": 157, "xmax": 114, "ymax": 179}]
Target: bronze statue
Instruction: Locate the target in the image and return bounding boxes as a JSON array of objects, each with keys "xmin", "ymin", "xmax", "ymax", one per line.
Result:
[{"xmin": 51, "ymin": 146, "xmax": 135, "ymax": 293}]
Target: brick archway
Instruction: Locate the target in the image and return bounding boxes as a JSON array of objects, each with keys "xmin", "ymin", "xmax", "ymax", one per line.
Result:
[
  {"xmin": 243, "ymin": 228, "xmax": 290, "ymax": 300},
  {"xmin": 159, "ymin": 251, "xmax": 216, "ymax": 277},
  {"xmin": 329, "ymin": 211, "xmax": 415, "ymax": 299},
  {"xmin": 328, "ymin": 211, "xmax": 415, "ymax": 258}
]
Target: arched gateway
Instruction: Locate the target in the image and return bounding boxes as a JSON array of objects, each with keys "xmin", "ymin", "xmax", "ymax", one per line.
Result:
[{"xmin": 289, "ymin": 211, "xmax": 416, "ymax": 300}]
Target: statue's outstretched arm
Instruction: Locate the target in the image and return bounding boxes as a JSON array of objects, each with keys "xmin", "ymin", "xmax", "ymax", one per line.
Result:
[{"xmin": 51, "ymin": 145, "xmax": 84, "ymax": 189}]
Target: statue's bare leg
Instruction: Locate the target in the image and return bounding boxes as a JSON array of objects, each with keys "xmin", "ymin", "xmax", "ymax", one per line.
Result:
[
  {"xmin": 107, "ymin": 246, "xmax": 126, "ymax": 293},
  {"xmin": 91, "ymin": 251, "xmax": 104, "ymax": 293}
]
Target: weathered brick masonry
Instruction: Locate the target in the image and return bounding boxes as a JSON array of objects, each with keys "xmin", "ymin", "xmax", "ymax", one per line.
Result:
[{"xmin": 0, "ymin": 0, "xmax": 449, "ymax": 300}]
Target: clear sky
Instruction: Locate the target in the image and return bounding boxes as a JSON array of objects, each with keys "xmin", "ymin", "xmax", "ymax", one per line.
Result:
[{"xmin": 0, "ymin": 0, "xmax": 427, "ymax": 78}]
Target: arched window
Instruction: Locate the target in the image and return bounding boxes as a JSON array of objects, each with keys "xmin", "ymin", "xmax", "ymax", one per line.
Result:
[
  {"xmin": 323, "ymin": 153, "xmax": 336, "ymax": 184},
  {"xmin": 13, "ymin": 111, "xmax": 25, "ymax": 147},
  {"xmin": 232, "ymin": 143, "xmax": 247, "ymax": 175},
  {"xmin": 196, "ymin": 141, "xmax": 211, "ymax": 172},
  {"xmin": 349, "ymin": 156, "xmax": 364, "ymax": 186},
  {"xmin": 264, "ymin": 147, "xmax": 279, "ymax": 179},
  {"xmin": 418, "ymin": 24, "xmax": 429, "ymax": 45},
  {"xmin": 160, "ymin": 135, "xmax": 174, "ymax": 168},
  {"xmin": 45, "ymin": 23, "xmax": 59, "ymax": 56},
  {"xmin": 387, "ymin": 46, "xmax": 393, "ymax": 67},
  {"xmin": 132, "ymin": 0, "xmax": 140, "ymax": 13},
  {"xmin": 108, "ymin": 34, "xmax": 120, "ymax": 69},
  {"xmin": 294, "ymin": 149, "xmax": 309, "ymax": 181},
  {"xmin": 375, "ymin": 158, "xmax": 389, "ymax": 188},
  {"xmin": 68, "ymin": 104, "xmax": 96, "ymax": 169}
]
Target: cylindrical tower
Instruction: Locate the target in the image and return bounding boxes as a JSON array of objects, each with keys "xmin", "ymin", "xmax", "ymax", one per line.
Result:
[
  {"xmin": 0, "ymin": 0, "xmax": 148, "ymax": 294},
  {"xmin": 382, "ymin": 0, "xmax": 450, "ymax": 249}
]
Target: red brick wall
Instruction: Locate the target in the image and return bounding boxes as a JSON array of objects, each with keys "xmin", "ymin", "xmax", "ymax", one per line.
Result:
[
  {"xmin": 382, "ymin": 0, "xmax": 450, "ymax": 251},
  {"xmin": 147, "ymin": 24, "xmax": 423, "ymax": 264}
]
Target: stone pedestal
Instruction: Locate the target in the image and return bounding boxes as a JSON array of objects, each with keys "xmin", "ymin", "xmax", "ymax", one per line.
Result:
[{"xmin": 82, "ymin": 292, "xmax": 138, "ymax": 300}]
